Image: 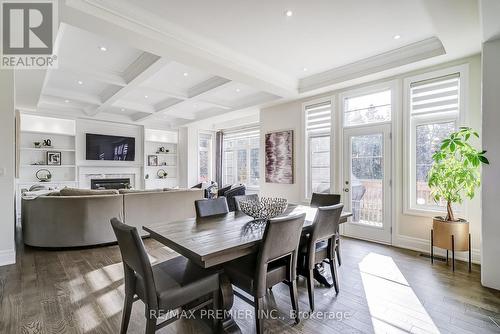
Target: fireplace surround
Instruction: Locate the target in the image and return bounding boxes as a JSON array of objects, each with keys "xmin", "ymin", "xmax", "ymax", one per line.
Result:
[{"xmin": 91, "ymin": 178, "xmax": 131, "ymax": 190}]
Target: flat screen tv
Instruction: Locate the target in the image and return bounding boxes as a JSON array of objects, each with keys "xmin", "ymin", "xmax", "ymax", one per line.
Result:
[{"xmin": 86, "ymin": 133, "xmax": 135, "ymax": 161}]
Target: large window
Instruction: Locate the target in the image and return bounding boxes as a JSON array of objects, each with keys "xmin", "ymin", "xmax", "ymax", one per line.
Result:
[
  {"xmin": 405, "ymin": 67, "xmax": 465, "ymax": 213},
  {"xmin": 344, "ymin": 89, "xmax": 391, "ymax": 127},
  {"xmin": 198, "ymin": 132, "xmax": 213, "ymax": 182},
  {"xmin": 223, "ymin": 126, "xmax": 260, "ymax": 188},
  {"xmin": 304, "ymin": 100, "xmax": 332, "ymax": 199}
]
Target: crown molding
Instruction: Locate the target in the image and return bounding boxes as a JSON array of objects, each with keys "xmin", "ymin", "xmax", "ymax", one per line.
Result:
[{"xmin": 299, "ymin": 37, "xmax": 446, "ymax": 93}]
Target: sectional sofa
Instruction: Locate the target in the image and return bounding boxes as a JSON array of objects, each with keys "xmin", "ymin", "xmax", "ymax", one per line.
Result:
[{"xmin": 22, "ymin": 188, "xmax": 203, "ymax": 248}]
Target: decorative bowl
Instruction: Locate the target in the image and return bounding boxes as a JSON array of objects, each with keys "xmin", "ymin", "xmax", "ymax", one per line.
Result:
[{"xmin": 239, "ymin": 197, "xmax": 288, "ymax": 222}]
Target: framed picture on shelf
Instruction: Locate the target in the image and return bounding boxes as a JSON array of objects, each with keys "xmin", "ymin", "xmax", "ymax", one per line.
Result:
[
  {"xmin": 46, "ymin": 151, "xmax": 62, "ymax": 165},
  {"xmin": 148, "ymin": 155, "xmax": 158, "ymax": 166}
]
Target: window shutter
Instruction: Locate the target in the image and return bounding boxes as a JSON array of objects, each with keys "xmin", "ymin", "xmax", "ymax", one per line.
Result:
[
  {"xmin": 410, "ymin": 73, "xmax": 460, "ymax": 115},
  {"xmin": 306, "ymin": 101, "xmax": 331, "ymax": 135}
]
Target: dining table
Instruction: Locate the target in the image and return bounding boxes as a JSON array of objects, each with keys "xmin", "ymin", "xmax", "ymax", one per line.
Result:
[{"xmin": 143, "ymin": 204, "xmax": 352, "ymax": 333}]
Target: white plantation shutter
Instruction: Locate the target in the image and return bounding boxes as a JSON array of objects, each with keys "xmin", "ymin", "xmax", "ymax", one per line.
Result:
[
  {"xmin": 223, "ymin": 126, "xmax": 259, "ymax": 140},
  {"xmin": 410, "ymin": 73, "xmax": 460, "ymax": 115},
  {"xmin": 306, "ymin": 101, "xmax": 331, "ymax": 135}
]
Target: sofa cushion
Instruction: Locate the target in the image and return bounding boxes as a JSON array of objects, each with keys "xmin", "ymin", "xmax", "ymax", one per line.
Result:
[
  {"xmin": 60, "ymin": 188, "xmax": 119, "ymax": 196},
  {"xmin": 118, "ymin": 188, "xmax": 163, "ymax": 194}
]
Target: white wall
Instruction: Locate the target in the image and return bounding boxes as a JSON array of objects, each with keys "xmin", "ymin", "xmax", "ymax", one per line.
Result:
[
  {"xmin": 481, "ymin": 38, "xmax": 500, "ymax": 290},
  {"xmin": 260, "ymin": 55, "xmax": 483, "ymax": 262},
  {"xmin": 0, "ymin": 70, "xmax": 16, "ymax": 266}
]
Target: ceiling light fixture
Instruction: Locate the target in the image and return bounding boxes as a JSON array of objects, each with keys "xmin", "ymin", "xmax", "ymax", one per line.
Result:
[
  {"xmin": 64, "ymin": 99, "xmax": 70, "ymax": 103},
  {"xmin": 303, "ymin": 67, "xmax": 308, "ymax": 72},
  {"xmin": 121, "ymin": 108, "xmax": 125, "ymax": 112},
  {"xmin": 99, "ymin": 46, "xmax": 107, "ymax": 52},
  {"xmin": 393, "ymin": 34, "xmax": 401, "ymax": 40},
  {"xmin": 183, "ymin": 72, "xmax": 189, "ymax": 77},
  {"xmin": 144, "ymin": 95, "xmax": 149, "ymax": 99},
  {"xmin": 285, "ymin": 10, "xmax": 293, "ymax": 17},
  {"xmin": 235, "ymin": 88, "xmax": 241, "ymax": 93},
  {"xmin": 77, "ymin": 80, "xmax": 83, "ymax": 85}
]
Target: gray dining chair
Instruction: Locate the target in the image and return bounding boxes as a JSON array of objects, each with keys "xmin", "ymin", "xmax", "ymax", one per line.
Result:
[
  {"xmin": 223, "ymin": 213, "xmax": 306, "ymax": 334},
  {"xmin": 234, "ymin": 194, "xmax": 259, "ymax": 211},
  {"xmin": 310, "ymin": 193, "xmax": 343, "ymax": 266},
  {"xmin": 298, "ymin": 203, "xmax": 344, "ymax": 311},
  {"xmin": 110, "ymin": 218, "xmax": 221, "ymax": 334},
  {"xmin": 195, "ymin": 197, "xmax": 229, "ymax": 218}
]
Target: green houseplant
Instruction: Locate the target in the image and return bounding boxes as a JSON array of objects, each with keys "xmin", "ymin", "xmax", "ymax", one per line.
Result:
[{"xmin": 427, "ymin": 127, "xmax": 489, "ymax": 253}]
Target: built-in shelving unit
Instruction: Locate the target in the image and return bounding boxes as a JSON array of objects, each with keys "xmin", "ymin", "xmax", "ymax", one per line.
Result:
[{"xmin": 144, "ymin": 129, "xmax": 179, "ymax": 189}]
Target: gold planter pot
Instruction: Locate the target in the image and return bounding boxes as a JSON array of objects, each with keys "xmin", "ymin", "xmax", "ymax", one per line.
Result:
[{"xmin": 431, "ymin": 217, "xmax": 471, "ymax": 272}]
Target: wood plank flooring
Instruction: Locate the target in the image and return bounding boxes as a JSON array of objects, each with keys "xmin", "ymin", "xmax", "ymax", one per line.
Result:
[{"xmin": 1, "ymin": 230, "xmax": 499, "ymax": 333}]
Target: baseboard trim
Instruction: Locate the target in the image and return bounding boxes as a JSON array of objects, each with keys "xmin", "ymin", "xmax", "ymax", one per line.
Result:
[
  {"xmin": 393, "ymin": 234, "xmax": 481, "ymax": 264},
  {"xmin": 0, "ymin": 249, "xmax": 16, "ymax": 266}
]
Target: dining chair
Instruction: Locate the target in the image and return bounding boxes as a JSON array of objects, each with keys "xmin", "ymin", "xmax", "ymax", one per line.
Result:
[
  {"xmin": 110, "ymin": 218, "xmax": 221, "ymax": 334},
  {"xmin": 223, "ymin": 213, "xmax": 306, "ymax": 334},
  {"xmin": 298, "ymin": 203, "xmax": 343, "ymax": 311},
  {"xmin": 233, "ymin": 194, "xmax": 259, "ymax": 211},
  {"xmin": 310, "ymin": 193, "xmax": 343, "ymax": 266},
  {"xmin": 195, "ymin": 197, "xmax": 229, "ymax": 218}
]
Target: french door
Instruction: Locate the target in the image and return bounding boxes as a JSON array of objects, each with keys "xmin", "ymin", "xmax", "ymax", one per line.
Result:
[{"xmin": 342, "ymin": 124, "xmax": 392, "ymax": 244}]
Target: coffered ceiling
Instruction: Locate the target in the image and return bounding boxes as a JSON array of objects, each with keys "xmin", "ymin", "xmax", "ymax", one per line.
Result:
[{"xmin": 15, "ymin": 0, "xmax": 481, "ymax": 128}]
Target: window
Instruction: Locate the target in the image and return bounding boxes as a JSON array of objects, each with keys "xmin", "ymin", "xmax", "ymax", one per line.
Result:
[
  {"xmin": 304, "ymin": 100, "xmax": 332, "ymax": 199},
  {"xmin": 344, "ymin": 89, "xmax": 391, "ymax": 127},
  {"xmin": 198, "ymin": 132, "xmax": 213, "ymax": 182},
  {"xmin": 223, "ymin": 126, "xmax": 260, "ymax": 188},
  {"xmin": 405, "ymin": 67, "xmax": 466, "ymax": 213}
]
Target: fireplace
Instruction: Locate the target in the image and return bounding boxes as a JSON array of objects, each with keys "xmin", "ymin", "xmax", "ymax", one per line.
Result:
[{"xmin": 91, "ymin": 178, "xmax": 131, "ymax": 190}]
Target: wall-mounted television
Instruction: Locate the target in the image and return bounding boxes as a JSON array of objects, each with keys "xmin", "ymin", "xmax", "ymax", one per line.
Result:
[{"xmin": 86, "ymin": 133, "xmax": 135, "ymax": 161}]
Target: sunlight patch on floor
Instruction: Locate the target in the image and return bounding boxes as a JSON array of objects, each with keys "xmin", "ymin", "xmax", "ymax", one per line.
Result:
[{"xmin": 359, "ymin": 252, "xmax": 440, "ymax": 334}]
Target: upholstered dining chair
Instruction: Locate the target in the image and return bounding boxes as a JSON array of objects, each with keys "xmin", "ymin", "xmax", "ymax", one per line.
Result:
[
  {"xmin": 110, "ymin": 218, "xmax": 221, "ymax": 334},
  {"xmin": 195, "ymin": 197, "xmax": 229, "ymax": 218},
  {"xmin": 233, "ymin": 194, "xmax": 259, "ymax": 211},
  {"xmin": 310, "ymin": 193, "xmax": 342, "ymax": 266},
  {"xmin": 298, "ymin": 203, "xmax": 344, "ymax": 311},
  {"xmin": 223, "ymin": 213, "xmax": 306, "ymax": 334}
]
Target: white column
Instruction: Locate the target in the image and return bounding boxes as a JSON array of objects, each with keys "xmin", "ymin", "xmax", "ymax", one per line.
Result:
[
  {"xmin": 481, "ymin": 37, "xmax": 500, "ymax": 290},
  {"xmin": 0, "ymin": 69, "xmax": 16, "ymax": 266}
]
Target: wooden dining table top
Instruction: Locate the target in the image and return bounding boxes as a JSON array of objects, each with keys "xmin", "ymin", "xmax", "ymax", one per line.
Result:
[{"xmin": 143, "ymin": 204, "xmax": 352, "ymax": 268}]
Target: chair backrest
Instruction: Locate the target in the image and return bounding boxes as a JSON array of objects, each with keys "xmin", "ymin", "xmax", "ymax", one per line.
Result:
[
  {"xmin": 306, "ymin": 204, "xmax": 344, "ymax": 268},
  {"xmin": 195, "ymin": 197, "xmax": 229, "ymax": 218},
  {"xmin": 310, "ymin": 193, "xmax": 341, "ymax": 208},
  {"xmin": 234, "ymin": 194, "xmax": 259, "ymax": 211},
  {"xmin": 255, "ymin": 213, "xmax": 306, "ymax": 296},
  {"xmin": 224, "ymin": 185, "xmax": 246, "ymax": 211},
  {"xmin": 110, "ymin": 218, "xmax": 157, "ymax": 306}
]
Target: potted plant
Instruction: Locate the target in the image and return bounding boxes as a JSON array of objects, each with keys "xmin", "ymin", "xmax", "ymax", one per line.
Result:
[{"xmin": 427, "ymin": 127, "xmax": 489, "ymax": 254}]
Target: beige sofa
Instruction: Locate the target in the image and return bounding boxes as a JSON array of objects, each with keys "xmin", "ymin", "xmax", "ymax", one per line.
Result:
[{"xmin": 22, "ymin": 188, "xmax": 203, "ymax": 248}]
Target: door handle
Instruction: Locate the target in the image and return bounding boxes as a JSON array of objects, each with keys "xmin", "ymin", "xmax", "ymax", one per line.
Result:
[{"xmin": 343, "ymin": 188, "xmax": 349, "ymax": 193}]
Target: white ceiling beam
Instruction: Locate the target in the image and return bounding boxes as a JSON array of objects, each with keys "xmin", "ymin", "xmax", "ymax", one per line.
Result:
[
  {"xmin": 55, "ymin": 64, "xmax": 127, "ymax": 87},
  {"xmin": 87, "ymin": 52, "xmax": 170, "ymax": 116},
  {"xmin": 43, "ymin": 87, "xmax": 102, "ymax": 105}
]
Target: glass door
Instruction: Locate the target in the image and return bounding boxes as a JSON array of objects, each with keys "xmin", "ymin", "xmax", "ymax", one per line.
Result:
[{"xmin": 342, "ymin": 124, "xmax": 392, "ymax": 244}]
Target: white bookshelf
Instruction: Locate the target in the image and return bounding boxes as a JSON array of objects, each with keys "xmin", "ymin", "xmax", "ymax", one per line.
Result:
[{"xmin": 144, "ymin": 129, "xmax": 179, "ymax": 189}]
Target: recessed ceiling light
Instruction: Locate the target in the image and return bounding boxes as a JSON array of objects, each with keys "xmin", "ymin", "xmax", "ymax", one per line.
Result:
[
  {"xmin": 144, "ymin": 95, "xmax": 149, "ymax": 99},
  {"xmin": 121, "ymin": 108, "xmax": 125, "ymax": 112},
  {"xmin": 77, "ymin": 80, "xmax": 83, "ymax": 85},
  {"xmin": 285, "ymin": 10, "xmax": 293, "ymax": 17},
  {"xmin": 235, "ymin": 88, "xmax": 241, "ymax": 93},
  {"xmin": 64, "ymin": 99, "xmax": 70, "ymax": 103},
  {"xmin": 99, "ymin": 46, "xmax": 107, "ymax": 52},
  {"xmin": 303, "ymin": 67, "xmax": 308, "ymax": 72},
  {"xmin": 393, "ymin": 34, "xmax": 401, "ymax": 40},
  {"xmin": 183, "ymin": 72, "xmax": 189, "ymax": 77}
]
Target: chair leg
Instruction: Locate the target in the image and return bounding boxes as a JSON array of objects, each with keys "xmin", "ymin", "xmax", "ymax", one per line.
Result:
[
  {"xmin": 306, "ymin": 269, "xmax": 315, "ymax": 312},
  {"xmin": 145, "ymin": 311, "xmax": 156, "ymax": 334},
  {"xmin": 336, "ymin": 238, "xmax": 342, "ymax": 266},
  {"xmin": 212, "ymin": 290, "xmax": 220, "ymax": 332},
  {"xmin": 254, "ymin": 296, "xmax": 264, "ymax": 334},
  {"xmin": 120, "ymin": 290, "xmax": 134, "ymax": 334},
  {"xmin": 288, "ymin": 281, "xmax": 300, "ymax": 324},
  {"xmin": 329, "ymin": 256, "xmax": 339, "ymax": 294}
]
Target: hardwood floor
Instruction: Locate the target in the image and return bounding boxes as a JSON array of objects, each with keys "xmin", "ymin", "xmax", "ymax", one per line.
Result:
[{"xmin": 1, "ymin": 231, "xmax": 499, "ymax": 334}]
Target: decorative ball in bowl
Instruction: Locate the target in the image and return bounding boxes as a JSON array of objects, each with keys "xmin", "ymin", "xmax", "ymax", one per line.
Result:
[{"xmin": 239, "ymin": 197, "xmax": 288, "ymax": 222}]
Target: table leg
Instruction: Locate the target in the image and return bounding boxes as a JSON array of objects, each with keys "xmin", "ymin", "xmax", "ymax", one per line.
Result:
[{"xmin": 219, "ymin": 274, "xmax": 241, "ymax": 334}]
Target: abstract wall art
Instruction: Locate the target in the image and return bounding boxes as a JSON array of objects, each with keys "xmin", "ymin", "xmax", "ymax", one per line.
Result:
[{"xmin": 265, "ymin": 129, "xmax": 294, "ymax": 184}]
